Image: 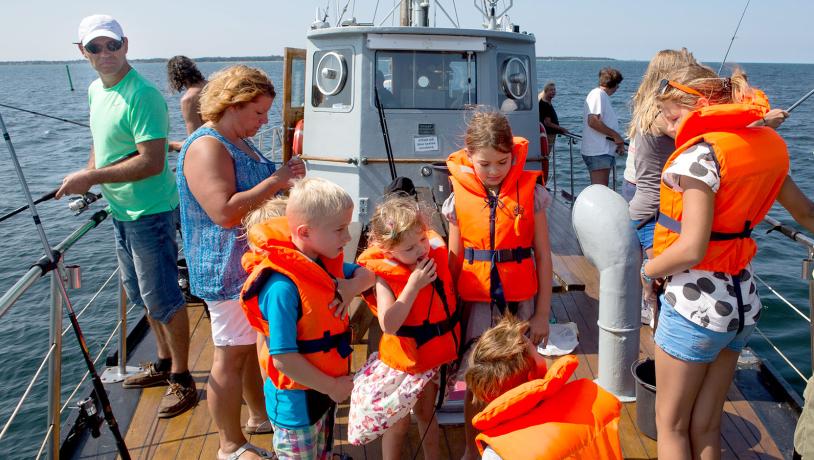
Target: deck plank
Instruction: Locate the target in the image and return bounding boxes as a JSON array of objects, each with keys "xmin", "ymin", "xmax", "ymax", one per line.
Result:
[{"xmin": 114, "ymin": 195, "xmax": 790, "ymax": 460}]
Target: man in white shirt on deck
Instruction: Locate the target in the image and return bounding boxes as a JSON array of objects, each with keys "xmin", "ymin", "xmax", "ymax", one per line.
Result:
[{"xmin": 582, "ymin": 67, "xmax": 625, "ymax": 186}]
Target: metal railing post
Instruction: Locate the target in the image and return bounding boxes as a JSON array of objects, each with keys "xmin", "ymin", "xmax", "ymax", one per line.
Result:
[
  {"xmin": 101, "ymin": 277, "xmax": 138, "ymax": 383},
  {"xmin": 612, "ymin": 163, "xmax": 617, "ymax": 192},
  {"xmin": 551, "ymin": 139, "xmax": 557, "ymax": 194},
  {"xmin": 46, "ymin": 270, "xmax": 63, "ymax": 460},
  {"xmin": 569, "ymin": 137, "xmax": 575, "ymax": 204},
  {"xmin": 118, "ymin": 279, "xmax": 127, "ymax": 375},
  {"xmin": 805, "ymin": 249, "xmax": 814, "ymax": 374}
]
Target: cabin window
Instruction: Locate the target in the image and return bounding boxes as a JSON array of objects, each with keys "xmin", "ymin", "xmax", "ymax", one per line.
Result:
[
  {"xmin": 375, "ymin": 51, "xmax": 476, "ymax": 110},
  {"xmin": 497, "ymin": 54, "xmax": 532, "ymax": 112},
  {"xmin": 312, "ymin": 48, "xmax": 353, "ymax": 110}
]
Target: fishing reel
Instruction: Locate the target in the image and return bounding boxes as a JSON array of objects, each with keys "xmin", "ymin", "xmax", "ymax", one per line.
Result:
[
  {"xmin": 76, "ymin": 396, "xmax": 104, "ymax": 438},
  {"xmin": 68, "ymin": 192, "xmax": 101, "ymax": 215}
]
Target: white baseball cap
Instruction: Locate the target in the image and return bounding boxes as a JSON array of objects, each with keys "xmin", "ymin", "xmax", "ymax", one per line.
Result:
[{"xmin": 77, "ymin": 14, "xmax": 124, "ymax": 46}]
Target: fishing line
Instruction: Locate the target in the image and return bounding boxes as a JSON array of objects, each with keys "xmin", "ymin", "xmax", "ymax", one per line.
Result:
[
  {"xmin": 0, "ymin": 103, "xmax": 89, "ymax": 129},
  {"xmin": 0, "ymin": 111, "xmax": 131, "ymax": 459},
  {"xmin": 718, "ymin": 0, "xmax": 751, "ymax": 74}
]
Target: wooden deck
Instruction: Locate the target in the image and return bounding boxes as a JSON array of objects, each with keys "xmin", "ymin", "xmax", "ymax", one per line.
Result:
[{"xmin": 106, "ymin": 196, "xmax": 789, "ymax": 459}]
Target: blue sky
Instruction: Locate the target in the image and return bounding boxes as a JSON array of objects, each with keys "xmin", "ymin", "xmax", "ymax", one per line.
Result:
[{"xmin": 3, "ymin": 0, "xmax": 812, "ymax": 63}]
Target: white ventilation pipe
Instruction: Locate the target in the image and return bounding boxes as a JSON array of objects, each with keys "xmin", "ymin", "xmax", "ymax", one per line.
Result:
[{"xmin": 572, "ymin": 185, "xmax": 641, "ymax": 401}]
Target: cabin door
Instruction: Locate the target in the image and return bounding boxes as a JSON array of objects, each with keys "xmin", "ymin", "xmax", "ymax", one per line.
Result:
[{"xmin": 282, "ymin": 47, "xmax": 306, "ymax": 162}]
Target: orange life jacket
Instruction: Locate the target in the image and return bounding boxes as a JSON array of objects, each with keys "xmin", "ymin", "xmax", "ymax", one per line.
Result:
[
  {"xmin": 356, "ymin": 230, "xmax": 460, "ymax": 374},
  {"xmin": 473, "ymin": 355, "xmax": 623, "ymax": 460},
  {"xmin": 653, "ymin": 102, "xmax": 789, "ymax": 275},
  {"xmin": 239, "ymin": 216, "xmax": 352, "ymax": 391},
  {"xmin": 447, "ymin": 137, "xmax": 540, "ymax": 304}
]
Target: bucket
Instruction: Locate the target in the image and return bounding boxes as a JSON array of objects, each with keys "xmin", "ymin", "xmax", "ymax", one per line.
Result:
[
  {"xmin": 631, "ymin": 358, "xmax": 657, "ymax": 440},
  {"xmin": 430, "ymin": 162, "xmax": 452, "ymax": 205}
]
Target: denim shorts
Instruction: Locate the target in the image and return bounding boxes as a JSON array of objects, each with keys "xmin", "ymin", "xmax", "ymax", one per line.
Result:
[
  {"xmin": 582, "ymin": 154, "xmax": 616, "ymax": 171},
  {"xmin": 632, "ymin": 218, "xmax": 656, "ymax": 250},
  {"xmin": 113, "ymin": 208, "xmax": 186, "ymax": 324},
  {"xmin": 654, "ymin": 296, "xmax": 756, "ymax": 363}
]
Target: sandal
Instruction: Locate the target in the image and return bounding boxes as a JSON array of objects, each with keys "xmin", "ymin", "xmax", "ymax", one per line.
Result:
[
  {"xmin": 244, "ymin": 419, "xmax": 274, "ymax": 435},
  {"xmin": 217, "ymin": 442, "xmax": 275, "ymax": 460}
]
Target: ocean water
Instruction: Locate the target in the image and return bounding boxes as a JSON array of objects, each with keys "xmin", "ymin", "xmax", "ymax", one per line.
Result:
[{"xmin": 0, "ymin": 59, "xmax": 812, "ymax": 458}]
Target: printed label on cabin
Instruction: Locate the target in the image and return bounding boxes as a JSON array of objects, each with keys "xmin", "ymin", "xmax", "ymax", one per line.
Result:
[{"xmin": 414, "ymin": 136, "xmax": 439, "ymax": 152}]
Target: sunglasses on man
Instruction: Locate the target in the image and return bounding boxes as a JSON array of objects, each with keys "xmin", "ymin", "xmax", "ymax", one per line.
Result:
[
  {"xmin": 83, "ymin": 39, "xmax": 123, "ymax": 55},
  {"xmin": 657, "ymin": 79, "xmax": 704, "ymax": 98}
]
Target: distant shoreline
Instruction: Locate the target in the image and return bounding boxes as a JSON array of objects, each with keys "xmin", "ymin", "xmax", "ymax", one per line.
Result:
[{"xmin": 0, "ymin": 55, "xmax": 615, "ymax": 65}]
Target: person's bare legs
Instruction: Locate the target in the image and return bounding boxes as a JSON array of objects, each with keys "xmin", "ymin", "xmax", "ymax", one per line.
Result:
[
  {"xmin": 161, "ymin": 307, "xmax": 190, "ymax": 373},
  {"xmin": 655, "ymin": 345, "xmax": 707, "ymax": 460},
  {"xmin": 146, "ymin": 315, "xmax": 172, "ymax": 361},
  {"xmin": 461, "ymin": 389, "xmax": 482, "ymax": 460},
  {"xmin": 690, "ymin": 349, "xmax": 739, "ymax": 460},
  {"xmin": 589, "ymin": 168, "xmax": 611, "ymax": 187},
  {"xmin": 210, "ymin": 344, "xmax": 261, "ymax": 459},
  {"xmin": 241, "ymin": 351, "xmax": 268, "ymax": 426},
  {"xmin": 382, "ymin": 414, "xmax": 411, "ymax": 460},
  {"xmin": 414, "ymin": 381, "xmax": 441, "ymax": 460}
]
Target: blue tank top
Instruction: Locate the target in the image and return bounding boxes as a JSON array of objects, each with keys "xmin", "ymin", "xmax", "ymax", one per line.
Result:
[{"xmin": 177, "ymin": 126, "xmax": 277, "ymax": 301}]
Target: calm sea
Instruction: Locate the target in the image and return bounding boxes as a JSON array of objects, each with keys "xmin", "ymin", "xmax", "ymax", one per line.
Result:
[{"xmin": 0, "ymin": 59, "xmax": 812, "ymax": 458}]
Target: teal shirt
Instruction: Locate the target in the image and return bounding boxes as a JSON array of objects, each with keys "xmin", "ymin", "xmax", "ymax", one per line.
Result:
[{"xmin": 88, "ymin": 68, "xmax": 179, "ymax": 221}]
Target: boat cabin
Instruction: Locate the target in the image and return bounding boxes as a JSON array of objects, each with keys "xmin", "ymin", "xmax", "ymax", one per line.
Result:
[{"xmin": 281, "ymin": 24, "xmax": 540, "ymax": 226}]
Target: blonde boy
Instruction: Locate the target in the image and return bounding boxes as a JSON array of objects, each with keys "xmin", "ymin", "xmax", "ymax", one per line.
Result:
[{"xmin": 241, "ymin": 178, "xmax": 374, "ymax": 459}]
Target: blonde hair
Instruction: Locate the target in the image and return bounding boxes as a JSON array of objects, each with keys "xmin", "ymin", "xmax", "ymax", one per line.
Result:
[
  {"xmin": 465, "ymin": 316, "xmax": 536, "ymax": 404},
  {"xmin": 657, "ymin": 64, "xmax": 753, "ymax": 109},
  {"xmin": 286, "ymin": 178, "xmax": 353, "ymax": 225},
  {"xmin": 465, "ymin": 108, "xmax": 514, "ymax": 154},
  {"xmin": 368, "ymin": 195, "xmax": 429, "ymax": 250},
  {"xmin": 242, "ymin": 196, "xmax": 288, "ymax": 251},
  {"xmin": 199, "ymin": 65, "xmax": 276, "ymax": 123},
  {"xmin": 628, "ymin": 48, "xmax": 698, "ymax": 138}
]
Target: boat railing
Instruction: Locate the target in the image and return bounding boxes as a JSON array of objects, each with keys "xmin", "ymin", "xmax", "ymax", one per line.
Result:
[
  {"xmin": 0, "ymin": 206, "xmax": 136, "ymax": 460},
  {"xmin": 254, "ymin": 125, "xmax": 284, "ymax": 163},
  {"xmin": 554, "ymin": 132, "xmax": 619, "ymax": 203},
  {"xmin": 753, "ymin": 216, "xmax": 814, "ymax": 387}
]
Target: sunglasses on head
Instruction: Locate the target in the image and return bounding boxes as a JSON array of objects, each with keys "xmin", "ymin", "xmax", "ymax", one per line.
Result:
[
  {"xmin": 84, "ymin": 39, "xmax": 123, "ymax": 55},
  {"xmin": 657, "ymin": 79, "xmax": 704, "ymax": 98}
]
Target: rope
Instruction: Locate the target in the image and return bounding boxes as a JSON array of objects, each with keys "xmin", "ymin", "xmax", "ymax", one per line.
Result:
[
  {"xmin": 753, "ymin": 326, "xmax": 806, "ymax": 382},
  {"xmin": 0, "ymin": 344, "xmax": 55, "ymax": 441},
  {"xmin": 753, "ymin": 274, "xmax": 810, "ymax": 323},
  {"xmin": 34, "ymin": 423, "xmax": 54, "ymax": 460}
]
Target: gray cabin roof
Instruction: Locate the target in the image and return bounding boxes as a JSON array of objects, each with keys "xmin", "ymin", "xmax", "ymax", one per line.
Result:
[{"xmin": 307, "ymin": 26, "xmax": 536, "ymax": 43}]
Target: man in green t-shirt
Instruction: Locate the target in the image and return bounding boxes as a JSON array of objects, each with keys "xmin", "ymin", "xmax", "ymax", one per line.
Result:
[{"xmin": 57, "ymin": 14, "xmax": 196, "ymax": 418}]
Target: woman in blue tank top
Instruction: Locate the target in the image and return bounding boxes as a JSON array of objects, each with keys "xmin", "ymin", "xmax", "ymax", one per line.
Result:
[{"xmin": 177, "ymin": 65, "xmax": 305, "ymax": 460}]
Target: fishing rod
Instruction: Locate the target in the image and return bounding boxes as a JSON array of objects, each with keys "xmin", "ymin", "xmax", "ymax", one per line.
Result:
[
  {"xmin": 0, "ymin": 103, "xmax": 89, "ymax": 129},
  {"xmin": 0, "ymin": 112, "xmax": 131, "ymax": 459},
  {"xmin": 718, "ymin": 0, "xmax": 751, "ymax": 74},
  {"xmin": 373, "ymin": 86, "xmax": 398, "ymax": 180},
  {"xmin": 787, "ymin": 88, "xmax": 814, "ymax": 113},
  {"xmin": 0, "ymin": 188, "xmax": 58, "ymax": 223}
]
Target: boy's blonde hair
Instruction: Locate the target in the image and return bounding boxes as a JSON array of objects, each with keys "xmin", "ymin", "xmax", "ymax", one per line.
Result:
[
  {"xmin": 465, "ymin": 316, "xmax": 536, "ymax": 404},
  {"xmin": 368, "ymin": 195, "xmax": 429, "ymax": 250},
  {"xmin": 242, "ymin": 196, "xmax": 288, "ymax": 251},
  {"xmin": 286, "ymin": 177, "xmax": 354, "ymax": 225}
]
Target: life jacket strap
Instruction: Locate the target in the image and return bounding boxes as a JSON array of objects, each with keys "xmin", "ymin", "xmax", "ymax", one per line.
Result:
[
  {"xmin": 657, "ymin": 213, "xmax": 753, "ymax": 241},
  {"xmin": 395, "ymin": 309, "xmax": 462, "ymax": 348},
  {"xmin": 297, "ymin": 330, "xmax": 353, "ymax": 358},
  {"xmin": 463, "ymin": 246, "xmax": 534, "ymax": 264}
]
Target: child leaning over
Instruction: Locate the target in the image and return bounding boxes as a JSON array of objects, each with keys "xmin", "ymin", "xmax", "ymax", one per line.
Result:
[
  {"xmin": 240, "ymin": 178, "xmax": 374, "ymax": 459},
  {"xmin": 349, "ymin": 195, "xmax": 459, "ymax": 459},
  {"xmin": 442, "ymin": 109, "xmax": 554, "ymax": 459},
  {"xmin": 466, "ymin": 317, "xmax": 623, "ymax": 460}
]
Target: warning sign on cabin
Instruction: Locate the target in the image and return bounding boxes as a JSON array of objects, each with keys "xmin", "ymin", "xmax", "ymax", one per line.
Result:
[{"xmin": 414, "ymin": 136, "xmax": 439, "ymax": 152}]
